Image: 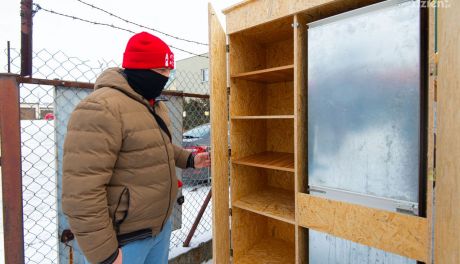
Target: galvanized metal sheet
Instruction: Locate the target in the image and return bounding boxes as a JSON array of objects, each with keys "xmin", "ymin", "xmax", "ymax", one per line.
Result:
[
  {"xmin": 308, "ymin": 0, "xmax": 421, "ymax": 206},
  {"xmin": 307, "ymin": 0, "xmax": 421, "ymax": 262}
]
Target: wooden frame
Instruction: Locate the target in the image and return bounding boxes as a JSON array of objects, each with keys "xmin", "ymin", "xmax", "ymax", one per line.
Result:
[
  {"xmin": 223, "ymin": 0, "xmax": 383, "ymax": 34},
  {"xmin": 228, "ymin": 12, "xmax": 297, "ymax": 262},
  {"xmin": 434, "ymin": 1, "xmax": 460, "ymax": 263},
  {"xmin": 210, "ymin": 0, "xmax": 459, "ymax": 263},
  {"xmin": 293, "ymin": 13, "xmax": 309, "ymax": 264},
  {"xmin": 208, "ymin": 4, "xmax": 230, "ymax": 263}
]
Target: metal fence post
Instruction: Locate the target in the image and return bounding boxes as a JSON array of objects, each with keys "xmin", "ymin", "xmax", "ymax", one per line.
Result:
[
  {"xmin": 20, "ymin": 0, "xmax": 33, "ymax": 76},
  {"xmin": 0, "ymin": 74, "xmax": 25, "ymax": 264}
]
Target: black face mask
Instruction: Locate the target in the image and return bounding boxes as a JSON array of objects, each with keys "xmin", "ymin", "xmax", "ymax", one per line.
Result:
[{"xmin": 124, "ymin": 69, "xmax": 169, "ymax": 100}]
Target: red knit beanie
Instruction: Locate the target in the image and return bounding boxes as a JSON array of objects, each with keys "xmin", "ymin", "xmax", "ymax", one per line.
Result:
[{"xmin": 122, "ymin": 32, "xmax": 175, "ymax": 69}]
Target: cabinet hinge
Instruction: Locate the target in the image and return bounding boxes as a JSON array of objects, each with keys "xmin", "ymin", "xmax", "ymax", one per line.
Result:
[
  {"xmin": 226, "ymin": 44, "xmax": 230, "ymax": 53},
  {"xmin": 229, "ymin": 208, "xmax": 232, "ymax": 216},
  {"xmin": 0, "ymin": 156, "xmax": 2, "ymax": 166},
  {"xmin": 428, "ymin": 168, "xmax": 436, "ymax": 182},
  {"xmin": 228, "ymin": 148, "xmax": 231, "ymax": 157},
  {"xmin": 430, "ymin": 53, "xmax": 439, "ymax": 77},
  {"xmin": 230, "ymin": 248, "xmax": 234, "ymax": 257},
  {"xmin": 227, "ymin": 86, "xmax": 230, "ymax": 95}
]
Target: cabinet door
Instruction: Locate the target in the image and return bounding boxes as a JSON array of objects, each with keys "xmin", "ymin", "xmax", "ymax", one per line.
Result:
[
  {"xmin": 434, "ymin": 1, "xmax": 460, "ymax": 263},
  {"xmin": 208, "ymin": 4, "xmax": 230, "ymax": 264},
  {"xmin": 306, "ymin": 0, "xmax": 427, "ymax": 262}
]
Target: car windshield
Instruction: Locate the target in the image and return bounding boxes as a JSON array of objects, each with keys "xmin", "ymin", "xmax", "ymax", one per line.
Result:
[{"xmin": 184, "ymin": 124, "xmax": 210, "ymax": 139}]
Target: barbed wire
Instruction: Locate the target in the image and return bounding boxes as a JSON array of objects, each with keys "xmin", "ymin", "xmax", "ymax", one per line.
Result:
[
  {"xmin": 33, "ymin": 4, "xmax": 209, "ymax": 59},
  {"xmin": 74, "ymin": 0, "xmax": 209, "ymax": 46}
]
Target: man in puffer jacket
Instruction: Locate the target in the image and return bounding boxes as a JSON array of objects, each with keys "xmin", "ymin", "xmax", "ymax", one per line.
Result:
[{"xmin": 62, "ymin": 32, "xmax": 211, "ymax": 264}]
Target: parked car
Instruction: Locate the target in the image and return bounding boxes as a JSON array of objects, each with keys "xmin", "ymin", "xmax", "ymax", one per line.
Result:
[
  {"xmin": 182, "ymin": 123, "xmax": 211, "ymax": 186},
  {"xmin": 181, "ymin": 123, "xmax": 230, "ymax": 187}
]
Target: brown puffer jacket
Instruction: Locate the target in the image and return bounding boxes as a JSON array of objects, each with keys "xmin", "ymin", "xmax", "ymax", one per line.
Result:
[{"xmin": 62, "ymin": 68, "xmax": 191, "ymax": 263}]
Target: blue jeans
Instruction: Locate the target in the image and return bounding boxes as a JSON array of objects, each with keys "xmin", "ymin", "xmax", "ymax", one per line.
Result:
[
  {"xmin": 84, "ymin": 218, "xmax": 172, "ymax": 264},
  {"xmin": 121, "ymin": 218, "xmax": 172, "ymax": 264}
]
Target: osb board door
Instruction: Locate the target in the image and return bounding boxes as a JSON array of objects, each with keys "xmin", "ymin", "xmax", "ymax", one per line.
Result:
[
  {"xmin": 208, "ymin": 4, "xmax": 230, "ymax": 264},
  {"xmin": 303, "ymin": 1, "xmax": 428, "ymax": 262},
  {"xmin": 434, "ymin": 1, "xmax": 460, "ymax": 263}
]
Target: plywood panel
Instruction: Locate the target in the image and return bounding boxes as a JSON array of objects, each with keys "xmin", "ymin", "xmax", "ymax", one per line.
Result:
[
  {"xmin": 297, "ymin": 193, "xmax": 428, "ymax": 262},
  {"xmin": 266, "ymin": 119, "xmax": 294, "ymax": 153},
  {"xmin": 267, "ymin": 169, "xmax": 294, "ymax": 192},
  {"xmin": 229, "ymin": 34, "xmax": 266, "ymax": 74},
  {"xmin": 233, "ymin": 187, "xmax": 295, "ymax": 224},
  {"xmin": 294, "ymin": 13, "xmax": 309, "ymax": 264},
  {"xmin": 231, "ymin": 80, "xmax": 293, "ymax": 116},
  {"xmin": 231, "ymin": 65, "xmax": 294, "ymax": 83},
  {"xmin": 229, "ymin": 16, "xmax": 293, "ymax": 74},
  {"xmin": 231, "ymin": 164, "xmax": 266, "ymax": 203},
  {"xmin": 208, "ymin": 4, "xmax": 230, "ymax": 264},
  {"xmin": 232, "ymin": 208, "xmax": 267, "ymax": 263},
  {"xmin": 232, "ymin": 165, "xmax": 294, "ymax": 199},
  {"xmin": 267, "ymin": 217, "xmax": 296, "ymax": 244},
  {"xmin": 234, "ymin": 238, "xmax": 295, "ymax": 264},
  {"xmin": 266, "ymin": 38, "xmax": 294, "ymax": 68},
  {"xmin": 266, "ymin": 81, "xmax": 294, "ymax": 116},
  {"xmin": 234, "ymin": 214, "xmax": 295, "ymax": 264},
  {"xmin": 231, "ymin": 119, "xmax": 266, "ymax": 158},
  {"xmin": 231, "ymin": 79, "xmax": 266, "ymax": 117},
  {"xmin": 232, "ymin": 152, "xmax": 295, "ymax": 172},
  {"xmin": 434, "ymin": 1, "xmax": 460, "ymax": 263},
  {"xmin": 224, "ymin": 0, "xmax": 381, "ymax": 34},
  {"xmin": 231, "ymin": 115, "xmax": 294, "ymax": 120},
  {"xmin": 230, "ymin": 15, "xmax": 294, "ymax": 45}
]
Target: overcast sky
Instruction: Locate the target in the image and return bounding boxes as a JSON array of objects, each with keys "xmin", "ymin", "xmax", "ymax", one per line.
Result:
[{"xmin": 0, "ymin": 0, "xmax": 240, "ymax": 68}]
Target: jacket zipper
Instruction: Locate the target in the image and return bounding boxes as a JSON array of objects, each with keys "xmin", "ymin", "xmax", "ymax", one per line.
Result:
[{"xmin": 150, "ymin": 105, "xmax": 173, "ymax": 231}]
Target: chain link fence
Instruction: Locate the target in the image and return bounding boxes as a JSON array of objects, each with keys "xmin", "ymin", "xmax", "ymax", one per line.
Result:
[{"xmin": 2, "ymin": 47, "xmax": 212, "ymax": 263}]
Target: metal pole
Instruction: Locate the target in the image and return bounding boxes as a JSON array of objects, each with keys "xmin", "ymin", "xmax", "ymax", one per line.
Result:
[
  {"xmin": 0, "ymin": 74, "xmax": 25, "ymax": 264},
  {"xmin": 7, "ymin": 41, "xmax": 11, "ymax": 73},
  {"xmin": 20, "ymin": 0, "xmax": 33, "ymax": 76},
  {"xmin": 183, "ymin": 189, "xmax": 212, "ymax": 247}
]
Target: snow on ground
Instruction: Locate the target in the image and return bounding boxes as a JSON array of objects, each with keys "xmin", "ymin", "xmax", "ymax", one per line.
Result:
[
  {"xmin": 0, "ymin": 120, "xmax": 212, "ymax": 263},
  {"xmin": 169, "ymin": 230, "xmax": 212, "ymax": 260},
  {"xmin": 169, "ymin": 184, "xmax": 212, "ymax": 259}
]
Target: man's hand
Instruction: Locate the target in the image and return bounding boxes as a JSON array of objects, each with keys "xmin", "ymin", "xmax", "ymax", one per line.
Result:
[
  {"xmin": 194, "ymin": 152, "xmax": 211, "ymax": 169},
  {"xmin": 114, "ymin": 249, "xmax": 122, "ymax": 264}
]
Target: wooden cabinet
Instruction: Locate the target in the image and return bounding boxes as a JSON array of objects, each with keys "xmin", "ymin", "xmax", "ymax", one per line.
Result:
[
  {"xmin": 208, "ymin": 0, "xmax": 459, "ymax": 263},
  {"xmin": 209, "ymin": 8, "xmax": 305, "ymax": 263},
  {"xmin": 228, "ymin": 15, "xmax": 298, "ymax": 264}
]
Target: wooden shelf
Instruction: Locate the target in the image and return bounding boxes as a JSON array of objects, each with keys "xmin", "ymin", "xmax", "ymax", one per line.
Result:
[
  {"xmin": 232, "ymin": 152, "xmax": 294, "ymax": 172},
  {"xmin": 231, "ymin": 115, "xmax": 294, "ymax": 120},
  {"xmin": 233, "ymin": 187, "xmax": 295, "ymax": 224},
  {"xmin": 231, "ymin": 65, "xmax": 294, "ymax": 83},
  {"xmin": 234, "ymin": 238, "xmax": 295, "ymax": 264}
]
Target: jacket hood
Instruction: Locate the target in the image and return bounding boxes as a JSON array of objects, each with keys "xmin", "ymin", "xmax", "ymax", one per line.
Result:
[{"xmin": 94, "ymin": 67, "xmax": 150, "ymax": 108}]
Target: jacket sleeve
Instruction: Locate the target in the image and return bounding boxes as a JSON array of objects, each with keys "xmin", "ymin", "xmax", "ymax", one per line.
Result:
[
  {"xmin": 62, "ymin": 99, "xmax": 122, "ymax": 264},
  {"xmin": 157, "ymin": 101, "xmax": 192, "ymax": 169},
  {"xmin": 173, "ymin": 144, "xmax": 192, "ymax": 169}
]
